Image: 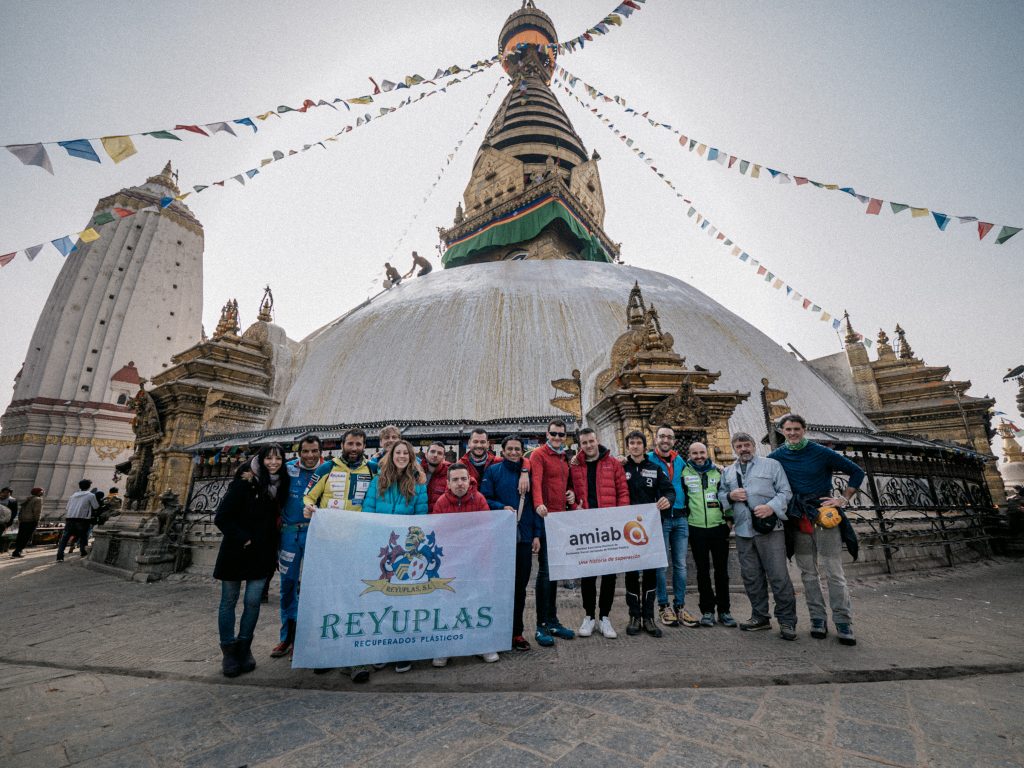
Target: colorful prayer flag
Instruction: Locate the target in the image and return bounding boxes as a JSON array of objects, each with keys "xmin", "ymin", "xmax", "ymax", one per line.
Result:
[
  {"xmin": 25, "ymin": 244, "xmax": 43, "ymax": 261},
  {"xmin": 996, "ymin": 226, "xmax": 1021, "ymax": 245},
  {"xmin": 92, "ymin": 211, "xmax": 115, "ymax": 226},
  {"xmin": 52, "ymin": 236, "xmax": 76, "ymax": 257},
  {"xmin": 0, "ymin": 252, "xmax": 15, "ymax": 268},
  {"xmin": 866, "ymin": 198, "xmax": 882, "ymax": 215},
  {"xmin": 7, "ymin": 143, "xmax": 54, "ymax": 174},
  {"xmin": 233, "ymin": 118, "xmax": 257, "ymax": 133},
  {"xmin": 977, "ymin": 222, "xmax": 994, "ymax": 241},
  {"xmin": 100, "ymin": 135, "xmax": 137, "ymax": 164},
  {"xmin": 932, "ymin": 212, "xmax": 951, "ymax": 231},
  {"xmin": 144, "ymin": 131, "xmax": 182, "ymax": 141},
  {"xmin": 58, "ymin": 139, "xmax": 100, "ymax": 163},
  {"xmin": 175, "ymin": 124, "xmax": 209, "ymax": 136},
  {"xmin": 910, "ymin": 207, "xmax": 929, "ymax": 218},
  {"xmin": 78, "ymin": 228, "xmax": 100, "ymax": 243}
]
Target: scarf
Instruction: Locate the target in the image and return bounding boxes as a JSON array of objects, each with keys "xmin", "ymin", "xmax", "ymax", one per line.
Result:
[
  {"xmin": 251, "ymin": 455, "xmax": 281, "ymax": 500},
  {"xmin": 785, "ymin": 438, "xmax": 809, "ymax": 451},
  {"xmin": 687, "ymin": 458, "xmax": 715, "ymax": 474},
  {"xmin": 546, "ymin": 441, "xmax": 566, "ymax": 454}
]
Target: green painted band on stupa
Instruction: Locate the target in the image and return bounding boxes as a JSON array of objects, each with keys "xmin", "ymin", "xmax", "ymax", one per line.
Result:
[{"xmin": 442, "ymin": 196, "xmax": 612, "ymax": 268}]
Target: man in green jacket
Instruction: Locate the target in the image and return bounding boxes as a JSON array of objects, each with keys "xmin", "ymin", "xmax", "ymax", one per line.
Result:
[{"xmin": 683, "ymin": 443, "xmax": 735, "ymax": 628}]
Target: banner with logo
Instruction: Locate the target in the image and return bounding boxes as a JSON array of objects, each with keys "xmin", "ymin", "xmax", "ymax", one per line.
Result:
[
  {"xmin": 543, "ymin": 504, "xmax": 666, "ymax": 581},
  {"xmin": 292, "ymin": 509, "xmax": 515, "ymax": 668}
]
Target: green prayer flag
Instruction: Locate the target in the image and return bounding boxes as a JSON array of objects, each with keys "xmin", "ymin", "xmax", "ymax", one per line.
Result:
[
  {"xmin": 890, "ymin": 202, "xmax": 909, "ymax": 214},
  {"xmin": 92, "ymin": 211, "xmax": 115, "ymax": 226},
  {"xmin": 996, "ymin": 225, "xmax": 1021, "ymax": 245},
  {"xmin": 144, "ymin": 131, "xmax": 182, "ymax": 141}
]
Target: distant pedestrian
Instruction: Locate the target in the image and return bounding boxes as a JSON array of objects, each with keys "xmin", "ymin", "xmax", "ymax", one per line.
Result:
[
  {"xmin": 402, "ymin": 250, "xmax": 433, "ymax": 278},
  {"xmin": 213, "ymin": 445, "xmax": 289, "ymax": 677},
  {"xmin": 56, "ymin": 480, "xmax": 98, "ymax": 561},
  {"xmin": 11, "ymin": 488, "xmax": 43, "ymax": 558},
  {"xmin": 384, "ymin": 262, "xmax": 402, "ymax": 288}
]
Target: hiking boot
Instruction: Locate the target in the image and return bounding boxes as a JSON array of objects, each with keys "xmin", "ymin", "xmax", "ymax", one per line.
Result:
[
  {"xmin": 779, "ymin": 624, "xmax": 797, "ymax": 641},
  {"xmin": 739, "ymin": 616, "xmax": 771, "ymax": 632},
  {"xmin": 578, "ymin": 616, "xmax": 596, "ymax": 637},
  {"xmin": 547, "ymin": 622, "xmax": 575, "ymax": 640},
  {"xmin": 699, "ymin": 612, "xmax": 716, "ymax": 627},
  {"xmin": 220, "ymin": 642, "xmax": 241, "ymax": 678},
  {"xmin": 512, "ymin": 635, "xmax": 531, "ymax": 651},
  {"xmin": 659, "ymin": 605, "xmax": 678, "ymax": 626},
  {"xmin": 535, "ymin": 628, "xmax": 555, "ymax": 647},
  {"xmin": 677, "ymin": 608, "xmax": 700, "ymax": 627},
  {"xmin": 598, "ymin": 617, "xmax": 617, "ymax": 639},
  {"xmin": 642, "ymin": 615, "xmax": 663, "ymax": 638},
  {"xmin": 480, "ymin": 652, "xmax": 500, "ymax": 663},
  {"xmin": 350, "ymin": 666, "xmax": 370, "ymax": 683},
  {"xmin": 236, "ymin": 638, "xmax": 256, "ymax": 674},
  {"xmin": 810, "ymin": 619, "xmax": 828, "ymax": 639},
  {"xmin": 626, "ymin": 616, "xmax": 642, "ymax": 636},
  {"xmin": 836, "ymin": 623, "xmax": 857, "ymax": 646},
  {"xmin": 718, "ymin": 612, "xmax": 737, "ymax": 628},
  {"xmin": 432, "ymin": 657, "xmax": 449, "ymax": 667}
]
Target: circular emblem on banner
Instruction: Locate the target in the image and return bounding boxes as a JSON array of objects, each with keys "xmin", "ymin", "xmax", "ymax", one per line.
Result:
[{"xmin": 624, "ymin": 518, "xmax": 649, "ymax": 546}]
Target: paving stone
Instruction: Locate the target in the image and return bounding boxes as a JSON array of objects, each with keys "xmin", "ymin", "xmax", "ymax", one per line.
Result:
[
  {"xmin": 182, "ymin": 719, "xmax": 328, "ymax": 768},
  {"xmin": 454, "ymin": 742, "xmax": 552, "ymax": 768},
  {"xmin": 5, "ymin": 743, "xmax": 69, "ymax": 768},
  {"xmin": 834, "ymin": 721, "xmax": 918, "ymax": 766},
  {"xmin": 552, "ymin": 742, "xmax": 634, "ymax": 768}
]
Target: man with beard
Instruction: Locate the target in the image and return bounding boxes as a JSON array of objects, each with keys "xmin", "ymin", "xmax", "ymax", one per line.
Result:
[
  {"xmin": 303, "ymin": 428, "xmax": 375, "ymax": 681},
  {"xmin": 271, "ymin": 435, "xmax": 328, "ymax": 659},
  {"xmin": 420, "ymin": 441, "xmax": 451, "ymax": 513}
]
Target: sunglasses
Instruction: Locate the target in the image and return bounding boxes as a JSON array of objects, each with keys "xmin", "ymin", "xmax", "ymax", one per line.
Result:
[{"xmin": 548, "ymin": 431, "xmax": 566, "ymax": 437}]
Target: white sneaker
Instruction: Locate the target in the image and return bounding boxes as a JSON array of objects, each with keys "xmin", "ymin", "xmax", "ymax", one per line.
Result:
[
  {"xmin": 598, "ymin": 616, "xmax": 617, "ymax": 639},
  {"xmin": 480, "ymin": 652, "xmax": 500, "ymax": 663},
  {"xmin": 394, "ymin": 662, "xmax": 412, "ymax": 673},
  {"xmin": 432, "ymin": 657, "xmax": 449, "ymax": 668},
  {"xmin": 578, "ymin": 616, "xmax": 596, "ymax": 637}
]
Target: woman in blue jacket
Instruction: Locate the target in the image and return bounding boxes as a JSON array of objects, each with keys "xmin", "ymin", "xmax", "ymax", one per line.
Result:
[
  {"xmin": 362, "ymin": 439, "xmax": 427, "ymax": 673},
  {"xmin": 363, "ymin": 440, "xmax": 428, "ymax": 515}
]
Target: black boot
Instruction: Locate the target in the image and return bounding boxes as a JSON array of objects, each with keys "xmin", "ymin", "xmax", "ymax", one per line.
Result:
[
  {"xmin": 220, "ymin": 642, "xmax": 242, "ymax": 678},
  {"xmin": 625, "ymin": 591, "xmax": 642, "ymax": 636},
  {"xmin": 642, "ymin": 589, "xmax": 663, "ymax": 638},
  {"xmin": 237, "ymin": 637, "xmax": 256, "ymax": 674}
]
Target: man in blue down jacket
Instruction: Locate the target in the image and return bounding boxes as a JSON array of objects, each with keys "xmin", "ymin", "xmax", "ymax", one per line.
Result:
[{"xmin": 481, "ymin": 435, "xmax": 541, "ymax": 653}]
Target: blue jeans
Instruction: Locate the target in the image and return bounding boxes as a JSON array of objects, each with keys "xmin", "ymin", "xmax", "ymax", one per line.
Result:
[
  {"xmin": 657, "ymin": 515, "xmax": 689, "ymax": 608},
  {"xmin": 534, "ymin": 536, "xmax": 560, "ymax": 628},
  {"xmin": 278, "ymin": 526, "xmax": 307, "ymax": 641},
  {"xmin": 218, "ymin": 579, "xmax": 267, "ymax": 644}
]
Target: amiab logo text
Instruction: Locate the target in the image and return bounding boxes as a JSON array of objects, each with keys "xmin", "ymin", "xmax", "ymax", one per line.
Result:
[
  {"xmin": 360, "ymin": 526, "xmax": 455, "ymax": 596},
  {"xmin": 568, "ymin": 515, "xmax": 650, "ymax": 547}
]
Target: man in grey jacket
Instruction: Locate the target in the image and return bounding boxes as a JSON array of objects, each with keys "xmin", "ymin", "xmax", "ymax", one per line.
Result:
[{"xmin": 718, "ymin": 432, "xmax": 797, "ymax": 640}]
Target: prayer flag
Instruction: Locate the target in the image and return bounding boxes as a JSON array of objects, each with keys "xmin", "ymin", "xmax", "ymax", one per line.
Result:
[
  {"xmin": 246, "ymin": 169, "xmax": 259, "ymax": 178},
  {"xmin": 792, "ymin": 292, "xmax": 802, "ymax": 302},
  {"xmin": 277, "ymin": 105, "xmax": 295, "ymax": 114},
  {"xmin": 206, "ymin": 122, "xmax": 237, "ymax": 136},
  {"xmin": 794, "ymin": 176, "xmax": 808, "ymax": 185},
  {"xmin": 233, "ymin": 118, "xmax": 257, "ymax": 133},
  {"xmin": 751, "ymin": 165, "xmax": 761, "ymax": 178},
  {"xmin": 890, "ymin": 202, "xmax": 909, "ymax": 214},
  {"xmin": 932, "ymin": 212, "xmax": 951, "ymax": 231},
  {"xmin": 58, "ymin": 139, "xmax": 100, "ymax": 163},
  {"xmin": 78, "ymin": 228, "xmax": 100, "ymax": 243},
  {"xmin": 786, "ymin": 286, "xmax": 793, "ymax": 295},
  {"xmin": 193, "ymin": 185, "xmax": 208, "ymax": 193},
  {"xmin": 812, "ymin": 304, "xmax": 821, "ymax": 313},
  {"xmin": 831, "ymin": 318, "xmax": 841, "ymax": 329},
  {"xmin": 767, "ymin": 168, "xmax": 780, "ymax": 178},
  {"xmin": 175, "ymin": 124, "xmax": 209, "ymax": 136},
  {"xmin": 25, "ymin": 244, "xmax": 43, "ymax": 261},
  {"xmin": 160, "ymin": 196, "xmax": 173, "ymax": 207},
  {"xmin": 7, "ymin": 143, "xmax": 53, "ymax": 174},
  {"xmin": 750, "ymin": 259, "xmax": 759, "ymax": 267},
  {"xmin": 144, "ymin": 131, "xmax": 182, "ymax": 141},
  {"xmin": 739, "ymin": 160, "xmax": 749, "ymax": 175},
  {"xmin": 0, "ymin": 252, "xmax": 15, "ymax": 268},
  {"xmin": 866, "ymin": 198, "xmax": 883, "ymax": 215},
  {"xmin": 957, "ymin": 216, "xmax": 978, "ymax": 223},
  {"xmin": 707, "ymin": 148, "xmax": 718, "ymax": 161},
  {"xmin": 92, "ymin": 211, "xmax": 115, "ymax": 226},
  {"xmin": 52, "ymin": 236, "xmax": 76, "ymax": 257},
  {"xmin": 977, "ymin": 222, "xmax": 994, "ymax": 241},
  {"xmin": 773, "ymin": 279, "xmax": 784, "ymax": 289},
  {"xmin": 697, "ymin": 144, "xmax": 707, "ymax": 156},
  {"xmin": 802, "ymin": 299, "xmax": 811, "ymax": 310},
  {"xmin": 232, "ymin": 174, "xmax": 245, "ymax": 185},
  {"xmin": 100, "ymin": 135, "xmax": 137, "ymax": 164},
  {"xmin": 256, "ymin": 112, "xmax": 276, "ymax": 121},
  {"xmin": 739, "ymin": 252, "xmax": 749, "ymax": 262},
  {"xmin": 910, "ymin": 207, "xmax": 929, "ymax": 218},
  {"xmin": 996, "ymin": 226, "xmax": 1022, "ymax": 245},
  {"xmin": 348, "ymin": 96, "xmax": 374, "ymax": 105},
  {"xmin": 864, "ymin": 338, "xmax": 873, "ymax": 348},
  {"xmin": 757, "ymin": 266, "xmax": 767, "ymax": 276},
  {"xmin": 777, "ymin": 173, "xmax": 791, "ymax": 183},
  {"xmin": 728, "ymin": 156, "xmax": 737, "ymax": 168},
  {"xmin": 113, "ymin": 207, "xmax": 134, "ymax": 217},
  {"xmin": 731, "ymin": 246, "xmax": 741, "ymax": 256}
]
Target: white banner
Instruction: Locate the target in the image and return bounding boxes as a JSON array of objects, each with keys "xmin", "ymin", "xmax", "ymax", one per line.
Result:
[
  {"xmin": 292, "ymin": 509, "xmax": 515, "ymax": 668},
  {"xmin": 543, "ymin": 504, "xmax": 666, "ymax": 581}
]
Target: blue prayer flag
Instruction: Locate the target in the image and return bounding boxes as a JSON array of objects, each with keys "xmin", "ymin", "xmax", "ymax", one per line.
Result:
[
  {"xmin": 233, "ymin": 118, "xmax": 257, "ymax": 133},
  {"xmin": 58, "ymin": 139, "xmax": 100, "ymax": 163},
  {"xmin": 52, "ymin": 236, "xmax": 76, "ymax": 257}
]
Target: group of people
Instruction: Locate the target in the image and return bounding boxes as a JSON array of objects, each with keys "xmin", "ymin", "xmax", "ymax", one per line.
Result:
[
  {"xmin": 2, "ymin": 481, "xmax": 122, "ymax": 560},
  {"xmin": 212, "ymin": 413, "xmax": 866, "ymax": 681},
  {"xmin": 383, "ymin": 250, "xmax": 433, "ymax": 289}
]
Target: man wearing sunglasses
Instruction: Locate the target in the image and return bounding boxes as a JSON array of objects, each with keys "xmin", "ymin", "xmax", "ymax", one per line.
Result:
[{"xmin": 529, "ymin": 419, "xmax": 577, "ymax": 646}]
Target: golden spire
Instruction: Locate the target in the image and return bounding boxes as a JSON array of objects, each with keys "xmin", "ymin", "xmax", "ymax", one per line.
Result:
[
  {"xmin": 213, "ymin": 299, "xmax": 240, "ymax": 339},
  {"xmin": 257, "ymin": 285, "xmax": 274, "ymax": 323},
  {"xmin": 145, "ymin": 161, "xmax": 181, "ymax": 196},
  {"xmin": 895, "ymin": 324, "xmax": 915, "ymax": 360},
  {"xmin": 843, "ymin": 310, "xmax": 861, "ymax": 346},
  {"xmin": 876, "ymin": 328, "xmax": 895, "ymax": 359}
]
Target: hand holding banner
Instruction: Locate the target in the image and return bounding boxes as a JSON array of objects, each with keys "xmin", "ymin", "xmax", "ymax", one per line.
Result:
[
  {"xmin": 293, "ymin": 509, "xmax": 515, "ymax": 668},
  {"xmin": 543, "ymin": 504, "xmax": 666, "ymax": 581}
]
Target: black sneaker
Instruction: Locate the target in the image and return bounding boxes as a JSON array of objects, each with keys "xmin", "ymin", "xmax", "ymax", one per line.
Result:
[
  {"xmin": 835, "ymin": 623, "xmax": 857, "ymax": 646},
  {"xmin": 779, "ymin": 624, "xmax": 797, "ymax": 641},
  {"xmin": 739, "ymin": 617, "xmax": 771, "ymax": 631},
  {"xmin": 512, "ymin": 635, "xmax": 531, "ymax": 651},
  {"xmin": 626, "ymin": 616, "xmax": 642, "ymax": 636},
  {"xmin": 810, "ymin": 619, "xmax": 828, "ymax": 639}
]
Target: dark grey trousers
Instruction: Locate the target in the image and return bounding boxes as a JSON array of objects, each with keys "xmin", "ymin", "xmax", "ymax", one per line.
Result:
[{"xmin": 735, "ymin": 530, "xmax": 797, "ymax": 626}]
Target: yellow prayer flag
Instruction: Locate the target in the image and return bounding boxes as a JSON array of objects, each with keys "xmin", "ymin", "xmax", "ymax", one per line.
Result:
[
  {"xmin": 697, "ymin": 143, "xmax": 707, "ymax": 156},
  {"xmin": 78, "ymin": 228, "xmax": 100, "ymax": 243},
  {"xmin": 175, "ymin": 192, "xmax": 191, "ymax": 201},
  {"xmin": 773, "ymin": 279, "xmax": 783, "ymax": 289},
  {"xmin": 821, "ymin": 312, "xmax": 831, "ymax": 322},
  {"xmin": 100, "ymin": 135, "xmax": 137, "ymax": 164},
  {"xmin": 751, "ymin": 165, "xmax": 761, "ymax": 178},
  {"xmin": 824, "ymin": 184, "xmax": 839, "ymax": 190},
  {"xmin": 256, "ymin": 111, "xmax": 276, "ymax": 121},
  {"xmin": 731, "ymin": 246, "xmax": 741, "ymax": 256},
  {"xmin": 911, "ymin": 207, "xmax": 929, "ymax": 218},
  {"xmin": 260, "ymin": 158, "xmax": 273, "ymax": 167}
]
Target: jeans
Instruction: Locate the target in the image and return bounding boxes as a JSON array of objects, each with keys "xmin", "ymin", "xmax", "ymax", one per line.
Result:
[
  {"xmin": 513, "ymin": 542, "xmax": 533, "ymax": 637},
  {"xmin": 13, "ymin": 521, "xmax": 38, "ymax": 555},
  {"xmin": 794, "ymin": 526, "xmax": 853, "ymax": 624},
  {"xmin": 534, "ymin": 536, "xmax": 560, "ymax": 628},
  {"xmin": 218, "ymin": 578, "xmax": 267, "ymax": 644},
  {"xmin": 735, "ymin": 530, "xmax": 797, "ymax": 626},
  {"xmin": 56, "ymin": 519, "xmax": 90, "ymax": 558},
  {"xmin": 689, "ymin": 524, "xmax": 731, "ymax": 614},
  {"xmin": 656, "ymin": 515, "xmax": 689, "ymax": 607},
  {"xmin": 278, "ymin": 526, "xmax": 308, "ymax": 641},
  {"xmin": 581, "ymin": 573, "xmax": 616, "ymax": 619}
]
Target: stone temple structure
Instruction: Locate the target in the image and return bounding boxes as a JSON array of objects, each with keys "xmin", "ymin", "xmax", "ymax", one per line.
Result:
[{"xmin": 0, "ymin": 163, "xmax": 203, "ymax": 514}]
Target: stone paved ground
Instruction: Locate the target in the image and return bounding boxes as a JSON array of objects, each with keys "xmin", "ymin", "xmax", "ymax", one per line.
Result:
[{"xmin": 1, "ymin": 550, "xmax": 1023, "ymax": 766}]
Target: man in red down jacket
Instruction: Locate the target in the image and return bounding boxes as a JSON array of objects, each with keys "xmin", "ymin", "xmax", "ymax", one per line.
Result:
[
  {"xmin": 569, "ymin": 428, "xmax": 630, "ymax": 640},
  {"xmin": 431, "ymin": 464, "xmax": 489, "ymax": 514},
  {"xmin": 420, "ymin": 442, "xmax": 451, "ymax": 513},
  {"xmin": 529, "ymin": 418, "xmax": 577, "ymax": 646},
  {"xmin": 460, "ymin": 427, "xmax": 531, "ymax": 494}
]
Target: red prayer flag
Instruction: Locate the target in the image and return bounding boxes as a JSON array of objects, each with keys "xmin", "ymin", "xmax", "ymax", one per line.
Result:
[
  {"xmin": 978, "ymin": 222, "xmax": 994, "ymax": 240},
  {"xmin": 175, "ymin": 124, "xmax": 209, "ymax": 136},
  {"xmin": 794, "ymin": 176, "xmax": 809, "ymax": 185},
  {"xmin": 113, "ymin": 207, "xmax": 134, "ymax": 218},
  {"xmin": 866, "ymin": 198, "xmax": 883, "ymax": 215},
  {"xmin": 0, "ymin": 252, "xmax": 15, "ymax": 267},
  {"xmin": 802, "ymin": 299, "xmax": 811, "ymax": 309},
  {"xmin": 756, "ymin": 266, "xmax": 767, "ymax": 276},
  {"xmin": 728, "ymin": 155, "xmax": 737, "ymax": 168}
]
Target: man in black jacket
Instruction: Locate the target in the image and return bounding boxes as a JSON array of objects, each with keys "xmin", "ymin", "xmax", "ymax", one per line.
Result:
[{"xmin": 622, "ymin": 431, "xmax": 675, "ymax": 637}]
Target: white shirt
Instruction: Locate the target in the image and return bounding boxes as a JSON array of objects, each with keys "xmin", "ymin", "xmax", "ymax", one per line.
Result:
[{"xmin": 66, "ymin": 490, "xmax": 99, "ymax": 519}]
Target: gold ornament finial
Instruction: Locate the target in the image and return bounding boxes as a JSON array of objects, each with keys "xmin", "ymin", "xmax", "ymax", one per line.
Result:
[
  {"xmin": 257, "ymin": 285, "xmax": 274, "ymax": 323},
  {"xmin": 895, "ymin": 324, "xmax": 914, "ymax": 359}
]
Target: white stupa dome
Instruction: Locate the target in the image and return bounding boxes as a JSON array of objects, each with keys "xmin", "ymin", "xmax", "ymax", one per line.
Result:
[{"xmin": 271, "ymin": 260, "xmax": 873, "ymax": 443}]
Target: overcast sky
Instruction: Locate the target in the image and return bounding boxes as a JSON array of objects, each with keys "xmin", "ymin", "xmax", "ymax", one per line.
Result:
[{"xmin": 1, "ymin": 1, "xmax": 1022, "ymax": 454}]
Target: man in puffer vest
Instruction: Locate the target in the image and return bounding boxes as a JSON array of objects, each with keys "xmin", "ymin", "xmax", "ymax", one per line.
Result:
[{"xmin": 569, "ymin": 428, "xmax": 629, "ymax": 640}]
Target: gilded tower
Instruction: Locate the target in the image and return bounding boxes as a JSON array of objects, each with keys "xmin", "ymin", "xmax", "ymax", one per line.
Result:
[{"xmin": 440, "ymin": 1, "xmax": 618, "ymax": 267}]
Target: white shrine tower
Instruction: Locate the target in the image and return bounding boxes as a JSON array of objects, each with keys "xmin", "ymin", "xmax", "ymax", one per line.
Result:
[{"xmin": 0, "ymin": 163, "xmax": 204, "ymax": 515}]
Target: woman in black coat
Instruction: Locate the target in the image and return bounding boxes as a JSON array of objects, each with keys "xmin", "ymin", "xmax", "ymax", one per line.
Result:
[{"xmin": 214, "ymin": 444, "xmax": 288, "ymax": 677}]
